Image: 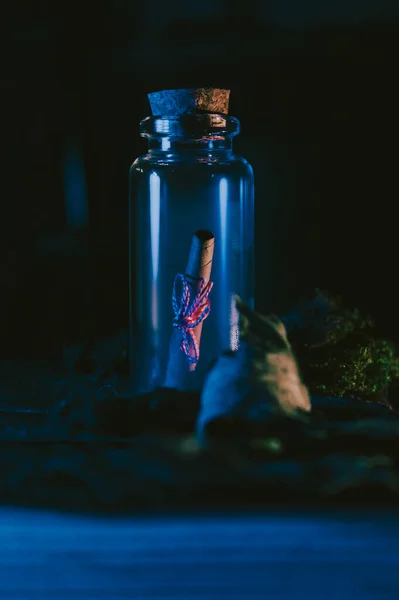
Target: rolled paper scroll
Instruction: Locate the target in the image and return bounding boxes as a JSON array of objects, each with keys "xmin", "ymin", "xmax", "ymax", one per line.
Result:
[{"xmin": 163, "ymin": 230, "xmax": 215, "ymax": 390}]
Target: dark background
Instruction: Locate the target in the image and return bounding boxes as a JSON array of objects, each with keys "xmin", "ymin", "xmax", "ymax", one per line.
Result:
[{"xmin": 1, "ymin": 0, "xmax": 399, "ymax": 359}]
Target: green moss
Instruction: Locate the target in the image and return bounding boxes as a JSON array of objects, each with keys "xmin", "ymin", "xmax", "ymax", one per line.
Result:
[{"xmin": 286, "ymin": 291, "xmax": 399, "ymax": 402}]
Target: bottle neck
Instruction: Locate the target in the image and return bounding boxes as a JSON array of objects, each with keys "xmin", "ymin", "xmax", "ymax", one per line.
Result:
[
  {"xmin": 147, "ymin": 136, "xmax": 233, "ymax": 153},
  {"xmin": 140, "ymin": 114, "xmax": 240, "ymax": 155}
]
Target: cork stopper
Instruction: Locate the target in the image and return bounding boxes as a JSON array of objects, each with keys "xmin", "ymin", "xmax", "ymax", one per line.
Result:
[{"xmin": 148, "ymin": 88, "xmax": 230, "ymax": 117}]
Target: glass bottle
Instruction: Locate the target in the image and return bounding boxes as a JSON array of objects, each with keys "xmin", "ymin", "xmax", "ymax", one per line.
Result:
[{"xmin": 129, "ymin": 88, "xmax": 254, "ymax": 394}]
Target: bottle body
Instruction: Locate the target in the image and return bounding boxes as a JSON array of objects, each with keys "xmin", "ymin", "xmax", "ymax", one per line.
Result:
[{"xmin": 129, "ymin": 115, "xmax": 254, "ymax": 394}]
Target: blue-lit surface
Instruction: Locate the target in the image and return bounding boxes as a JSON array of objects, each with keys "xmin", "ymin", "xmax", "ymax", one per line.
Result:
[{"xmin": 1, "ymin": 509, "xmax": 399, "ymax": 598}]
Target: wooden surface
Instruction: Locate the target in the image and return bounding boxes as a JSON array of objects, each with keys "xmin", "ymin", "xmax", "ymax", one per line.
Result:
[{"xmin": 1, "ymin": 508, "xmax": 399, "ymax": 599}]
